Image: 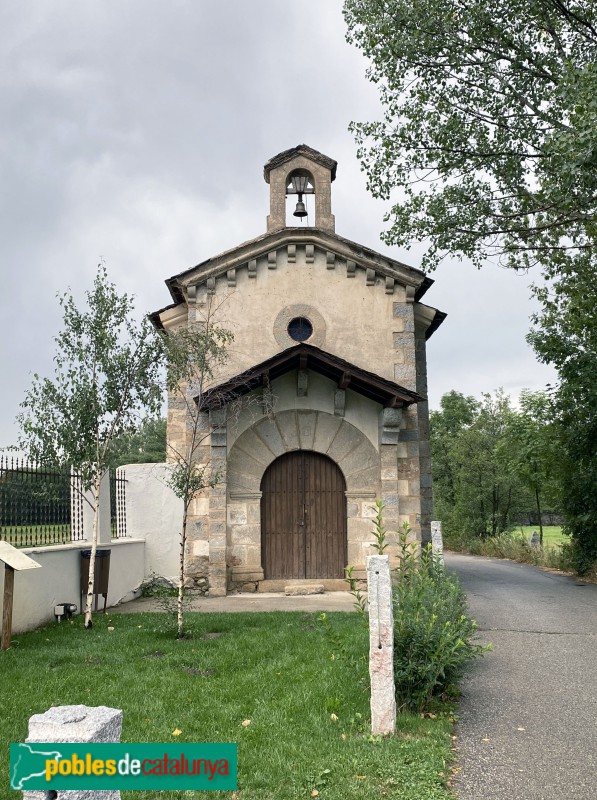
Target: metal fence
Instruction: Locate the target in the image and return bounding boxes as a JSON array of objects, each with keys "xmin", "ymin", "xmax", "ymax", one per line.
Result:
[
  {"xmin": 111, "ymin": 469, "xmax": 127, "ymax": 539},
  {"xmin": 0, "ymin": 456, "xmax": 127, "ymax": 548}
]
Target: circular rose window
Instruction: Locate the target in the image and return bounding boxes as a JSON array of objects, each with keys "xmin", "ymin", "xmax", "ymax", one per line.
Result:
[{"xmin": 287, "ymin": 317, "xmax": 313, "ymax": 342}]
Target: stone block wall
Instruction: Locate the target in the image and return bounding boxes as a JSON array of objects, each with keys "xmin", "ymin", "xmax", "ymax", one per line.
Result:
[
  {"xmin": 156, "ymin": 234, "xmax": 440, "ymax": 589},
  {"xmin": 392, "ymin": 292, "xmax": 424, "ymax": 541}
]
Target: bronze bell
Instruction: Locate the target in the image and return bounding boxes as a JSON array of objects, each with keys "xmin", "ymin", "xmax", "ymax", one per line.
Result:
[{"xmin": 293, "ymin": 196, "xmax": 308, "ymax": 218}]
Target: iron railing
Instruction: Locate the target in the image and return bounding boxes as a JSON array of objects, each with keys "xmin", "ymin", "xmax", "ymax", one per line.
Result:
[
  {"xmin": 111, "ymin": 469, "xmax": 127, "ymax": 539},
  {"xmin": 0, "ymin": 456, "xmax": 127, "ymax": 547}
]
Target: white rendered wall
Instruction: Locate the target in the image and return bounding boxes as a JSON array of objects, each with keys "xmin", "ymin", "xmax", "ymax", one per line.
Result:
[
  {"xmin": 1, "ymin": 463, "xmax": 185, "ymax": 635},
  {"xmin": 0, "ymin": 539, "xmax": 145, "ymax": 634},
  {"xmin": 122, "ymin": 463, "xmax": 183, "ymax": 585}
]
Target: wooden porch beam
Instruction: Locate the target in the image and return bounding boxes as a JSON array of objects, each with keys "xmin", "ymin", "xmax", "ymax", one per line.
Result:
[{"xmin": 338, "ymin": 371, "xmax": 351, "ymax": 390}]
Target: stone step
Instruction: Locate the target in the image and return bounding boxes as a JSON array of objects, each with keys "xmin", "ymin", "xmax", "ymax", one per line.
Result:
[
  {"xmin": 256, "ymin": 578, "xmax": 348, "ymax": 593},
  {"xmin": 284, "ymin": 583, "xmax": 325, "ymax": 596}
]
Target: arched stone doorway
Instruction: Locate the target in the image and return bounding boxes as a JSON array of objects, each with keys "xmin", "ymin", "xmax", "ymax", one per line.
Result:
[
  {"xmin": 260, "ymin": 450, "xmax": 347, "ymax": 580},
  {"xmin": 225, "ymin": 409, "xmax": 383, "ymax": 591}
]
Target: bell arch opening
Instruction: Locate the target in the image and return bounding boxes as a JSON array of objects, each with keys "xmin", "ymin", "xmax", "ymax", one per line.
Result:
[{"xmin": 285, "ymin": 169, "xmax": 315, "ymax": 226}]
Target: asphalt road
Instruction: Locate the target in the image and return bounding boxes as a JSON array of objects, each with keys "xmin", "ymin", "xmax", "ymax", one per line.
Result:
[{"xmin": 445, "ymin": 552, "xmax": 597, "ymax": 800}]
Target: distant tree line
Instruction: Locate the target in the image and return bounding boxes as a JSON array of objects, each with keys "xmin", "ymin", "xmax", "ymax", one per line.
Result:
[
  {"xmin": 106, "ymin": 417, "xmax": 167, "ymax": 468},
  {"xmin": 431, "ymin": 389, "xmax": 561, "ymax": 546}
]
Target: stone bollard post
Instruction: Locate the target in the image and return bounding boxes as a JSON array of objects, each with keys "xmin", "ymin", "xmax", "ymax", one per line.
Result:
[
  {"xmin": 367, "ymin": 554, "xmax": 396, "ymax": 735},
  {"xmin": 23, "ymin": 705, "xmax": 123, "ymax": 800},
  {"xmin": 431, "ymin": 520, "xmax": 444, "ymax": 565}
]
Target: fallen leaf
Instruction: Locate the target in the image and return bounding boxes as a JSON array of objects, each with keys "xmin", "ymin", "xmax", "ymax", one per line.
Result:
[
  {"xmin": 330, "ymin": 713, "xmax": 338, "ymax": 722},
  {"xmin": 354, "ymin": 775, "xmax": 367, "ymax": 780},
  {"xmin": 311, "ymin": 791, "xmax": 319, "ymax": 798},
  {"xmin": 516, "ymin": 727, "xmax": 525, "ymax": 731},
  {"xmin": 241, "ymin": 719, "xmax": 251, "ymax": 727},
  {"xmin": 172, "ymin": 729, "xmax": 182, "ymax": 737},
  {"xmin": 107, "ymin": 627, "xmax": 115, "ymax": 632},
  {"xmin": 341, "ymin": 733, "xmax": 347, "ymax": 740},
  {"xmin": 481, "ymin": 737, "xmax": 490, "ymax": 742}
]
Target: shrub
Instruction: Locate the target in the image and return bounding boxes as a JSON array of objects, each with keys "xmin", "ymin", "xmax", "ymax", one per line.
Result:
[
  {"xmin": 446, "ymin": 531, "xmax": 579, "ymax": 572},
  {"xmin": 393, "ymin": 524, "xmax": 488, "ymax": 711},
  {"xmin": 558, "ymin": 537, "xmax": 597, "ymax": 577}
]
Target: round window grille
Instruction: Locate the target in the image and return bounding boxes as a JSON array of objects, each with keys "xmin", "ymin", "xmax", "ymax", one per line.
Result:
[{"xmin": 287, "ymin": 317, "xmax": 313, "ymax": 342}]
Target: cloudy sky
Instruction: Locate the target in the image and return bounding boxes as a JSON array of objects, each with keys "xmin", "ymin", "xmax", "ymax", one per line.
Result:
[{"xmin": 0, "ymin": 1, "xmax": 556, "ymax": 447}]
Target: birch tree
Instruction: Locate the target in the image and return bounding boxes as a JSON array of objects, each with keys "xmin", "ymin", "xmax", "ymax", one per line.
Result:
[
  {"xmin": 18, "ymin": 265, "xmax": 163, "ymax": 628},
  {"xmin": 162, "ymin": 301, "xmax": 233, "ymax": 638}
]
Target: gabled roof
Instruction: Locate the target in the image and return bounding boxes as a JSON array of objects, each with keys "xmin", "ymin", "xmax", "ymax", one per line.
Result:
[
  {"xmin": 149, "ymin": 225, "xmax": 446, "ymax": 339},
  {"xmin": 263, "ymin": 145, "xmax": 337, "ymax": 183},
  {"xmin": 198, "ymin": 343, "xmax": 424, "ymax": 410},
  {"xmin": 159, "ymin": 227, "xmax": 431, "ymax": 305},
  {"xmin": 425, "ymin": 308, "xmax": 447, "ymax": 340}
]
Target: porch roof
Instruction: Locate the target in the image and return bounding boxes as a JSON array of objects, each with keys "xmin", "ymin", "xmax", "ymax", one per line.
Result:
[{"xmin": 197, "ymin": 343, "xmax": 424, "ymax": 410}]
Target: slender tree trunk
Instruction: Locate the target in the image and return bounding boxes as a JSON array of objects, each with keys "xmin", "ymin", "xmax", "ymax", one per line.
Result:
[
  {"xmin": 502, "ymin": 487, "xmax": 513, "ymax": 533},
  {"xmin": 84, "ymin": 475, "xmax": 101, "ymax": 629},
  {"xmin": 535, "ymin": 486, "xmax": 544, "ymax": 545},
  {"xmin": 177, "ymin": 502, "xmax": 189, "ymax": 639},
  {"xmin": 479, "ymin": 474, "xmax": 486, "ymax": 538}
]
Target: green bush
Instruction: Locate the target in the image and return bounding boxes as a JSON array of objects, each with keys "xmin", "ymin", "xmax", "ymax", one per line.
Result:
[
  {"xmin": 393, "ymin": 526, "xmax": 488, "ymax": 711},
  {"xmin": 558, "ymin": 536, "xmax": 597, "ymax": 577}
]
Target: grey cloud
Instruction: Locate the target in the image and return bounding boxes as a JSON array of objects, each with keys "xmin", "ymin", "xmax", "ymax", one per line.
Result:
[{"xmin": 0, "ymin": 1, "xmax": 556, "ymax": 447}]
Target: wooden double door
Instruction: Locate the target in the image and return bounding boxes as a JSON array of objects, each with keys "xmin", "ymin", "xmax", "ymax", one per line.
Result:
[{"xmin": 261, "ymin": 451, "xmax": 347, "ymax": 580}]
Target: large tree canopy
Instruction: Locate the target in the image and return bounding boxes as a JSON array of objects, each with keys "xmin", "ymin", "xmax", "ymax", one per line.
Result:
[
  {"xmin": 528, "ymin": 263, "xmax": 597, "ymax": 569},
  {"xmin": 343, "ymin": 0, "xmax": 597, "ymax": 273}
]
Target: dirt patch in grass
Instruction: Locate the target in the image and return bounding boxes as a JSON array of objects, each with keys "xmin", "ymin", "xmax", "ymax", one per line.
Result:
[{"xmin": 182, "ymin": 666, "xmax": 216, "ymax": 677}]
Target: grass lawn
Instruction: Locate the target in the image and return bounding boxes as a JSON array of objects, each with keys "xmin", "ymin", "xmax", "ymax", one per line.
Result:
[
  {"xmin": 517, "ymin": 525, "xmax": 565, "ymax": 547},
  {"xmin": 1, "ymin": 525, "xmax": 121, "ymax": 547},
  {"xmin": 1, "ymin": 611, "xmax": 456, "ymax": 799},
  {"xmin": 0, "ymin": 524, "xmax": 72, "ymax": 547}
]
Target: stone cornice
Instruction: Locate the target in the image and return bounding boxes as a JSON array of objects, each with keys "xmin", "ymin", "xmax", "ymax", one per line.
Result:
[{"xmin": 163, "ymin": 228, "xmax": 429, "ymax": 301}]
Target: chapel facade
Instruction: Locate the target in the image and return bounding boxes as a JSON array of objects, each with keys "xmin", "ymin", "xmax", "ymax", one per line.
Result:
[{"xmin": 151, "ymin": 145, "xmax": 445, "ymax": 596}]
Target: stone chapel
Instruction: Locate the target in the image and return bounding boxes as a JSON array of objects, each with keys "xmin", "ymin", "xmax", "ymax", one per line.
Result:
[{"xmin": 150, "ymin": 145, "xmax": 445, "ymax": 596}]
